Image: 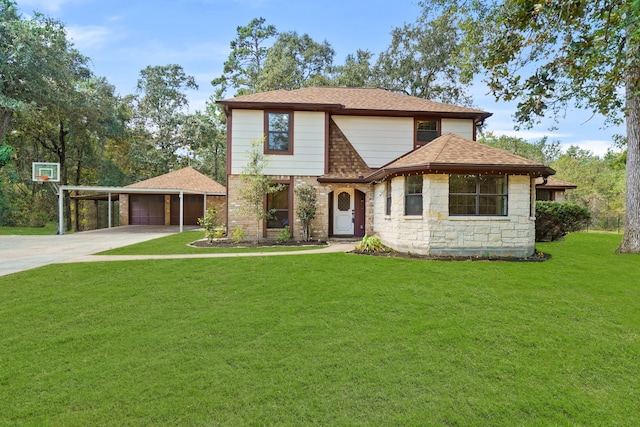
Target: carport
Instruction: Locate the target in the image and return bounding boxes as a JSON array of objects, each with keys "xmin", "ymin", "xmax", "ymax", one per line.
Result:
[
  {"xmin": 56, "ymin": 167, "xmax": 226, "ymax": 235},
  {"xmin": 57, "ymin": 186, "xmax": 221, "ymax": 235}
]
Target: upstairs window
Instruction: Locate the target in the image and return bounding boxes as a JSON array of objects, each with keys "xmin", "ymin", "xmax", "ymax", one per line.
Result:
[
  {"xmin": 415, "ymin": 119, "xmax": 439, "ymax": 147},
  {"xmin": 449, "ymin": 174, "xmax": 508, "ymax": 216},
  {"xmin": 265, "ymin": 111, "xmax": 293, "ymax": 154},
  {"xmin": 405, "ymin": 175, "xmax": 423, "ymax": 216}
]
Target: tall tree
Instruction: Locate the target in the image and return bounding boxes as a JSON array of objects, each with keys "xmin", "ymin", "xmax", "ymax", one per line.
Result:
[
  {"xmin": 373, "ymin": 13, "xmax": 473, "ymax": 105},
  {"xmin": 330, "ymin": 49, "xmax": 375, "ymax": 87},
  {"xmin": 182, "ymin": 100, "xmax": 227, "ymax": 184},
  {"xmin": 0, "ymin": 0, "xmax": 89, "ymax": 142},
  {"xmin": 435, "ymin": 0, "xmax": 640, "ymax": 253},
  {"xmin": 212, "ymin": 17, "xmax": 277, "ymax": 97},
  {"xmin": 259, "ymin": 31, "xmax": 335, "ymax": 91},
  {"xmin": 132, "ymin": 64, "xmax": 198, "ymax": 178}
]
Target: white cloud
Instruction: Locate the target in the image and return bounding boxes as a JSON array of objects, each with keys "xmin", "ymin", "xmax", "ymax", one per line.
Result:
[{"xmin": 66, "ymin": 25, "xmax": 111, "ymax": 50}]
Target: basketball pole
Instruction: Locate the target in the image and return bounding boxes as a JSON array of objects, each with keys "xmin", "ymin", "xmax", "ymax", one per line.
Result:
[{"xmin": 58, "ymin": 187, "xmax": 64, "ymax": 235}]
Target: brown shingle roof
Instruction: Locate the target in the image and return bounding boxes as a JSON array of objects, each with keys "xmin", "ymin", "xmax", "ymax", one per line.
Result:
[
  {"xmin": 218, "ymin": 87, "xmax": 491, "ymax": 119},
  {"xmin": 366, "ymin": 133, "xmax": 555, "ymax": 181},
  {"xmin": 126, "ymin": 166, "xmax": 226, "ymax": 194},
  {"xmin": 535, "ymin": 176, "xmax": 577, "ymax": 189}
]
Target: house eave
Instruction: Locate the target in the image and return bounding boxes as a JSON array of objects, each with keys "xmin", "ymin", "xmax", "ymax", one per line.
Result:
[
  {"xmin": 366, "ymin": 163, "xmax": 556, "ymax": 182},
  {"xmin": 216, "ymin": 100, "xmax": 493, "ymax": 121}
]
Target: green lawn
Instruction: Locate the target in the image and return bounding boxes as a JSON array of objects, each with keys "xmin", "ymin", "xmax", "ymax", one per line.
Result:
[
  {"xmin": 0, "ymin": 222, "xmax": 58, "ymax": 235},
  {"xmin": 1, "ymin": 233, "xmax": 639, "ymax": 425},
  {"xmin": 97, "ymin": 230, "xmax": 326, "ymax": 255}
]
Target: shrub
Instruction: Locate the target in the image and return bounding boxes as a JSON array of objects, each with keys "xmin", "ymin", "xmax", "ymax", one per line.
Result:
[
  {"xmin": 535, "ymin": 201, "xmax": 591, "ymax": 242},
  {"xmin": 214, "ymin": 226, "xmax": 226, "ymax": 239},
  {"xmin": 231, "ymin": 225, "xmax": 245, "ymax": 243},
  {"xmin": 197, "ymin": 206, "xmax": 220, "ymax": 243},
  {"xmin": 355, "ymin": 235, "xmax": 385, "ymax": 252},
  {"xmin": 276, "ymin": 225, "xmax": 292, "ymax": 243}
]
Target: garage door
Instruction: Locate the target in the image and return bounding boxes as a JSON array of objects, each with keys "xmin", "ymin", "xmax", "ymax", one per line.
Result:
[
  {"xmin": 170, "ymin": 195, "xmax": 204, "ymax": 225},
  {"xmin": 130, "ymin": 194, "xmax": 165, "ymax": 225}
]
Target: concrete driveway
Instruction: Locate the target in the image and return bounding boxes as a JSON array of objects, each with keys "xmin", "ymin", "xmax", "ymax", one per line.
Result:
[{"xmin": 0, "ymin": 226, "xmax": 188, "ymax": 277}]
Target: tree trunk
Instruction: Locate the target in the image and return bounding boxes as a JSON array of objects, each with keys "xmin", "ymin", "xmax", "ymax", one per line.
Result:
[
  {"xmin": 0, "ymin": 109, "xmax": 12, "ymax": 144},
  {"xmin": 617, "ymin": 72, "xmax": 640, "ymax": 253}
]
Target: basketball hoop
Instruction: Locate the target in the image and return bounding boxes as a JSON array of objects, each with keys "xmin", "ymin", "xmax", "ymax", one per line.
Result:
[{"xmin": 32, "ymin": 162, "xmax": 60, "ymax": 183}]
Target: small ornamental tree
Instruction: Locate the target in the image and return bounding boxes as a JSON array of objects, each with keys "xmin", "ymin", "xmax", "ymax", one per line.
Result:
[
  {"xmin": 294, "ymin": 184, "xmax": 317, "ymax": 241},
  {"xmin": 197, "ymin": 206, "xmax": 220, "ymax": 243},
  {"xmin": 238, "ymin": 139, "xmax": 282, "ymax": 241}
]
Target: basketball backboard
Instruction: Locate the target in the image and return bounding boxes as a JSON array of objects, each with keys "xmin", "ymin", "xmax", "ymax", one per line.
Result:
[{"xmin": 32, "ymin": 162, "xmax": 60, "ymax": 182}]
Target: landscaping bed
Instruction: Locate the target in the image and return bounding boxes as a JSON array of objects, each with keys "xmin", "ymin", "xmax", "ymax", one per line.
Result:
[{"xmin": 189, "ymin": 238, "xmax": 329, "ymax": 248}]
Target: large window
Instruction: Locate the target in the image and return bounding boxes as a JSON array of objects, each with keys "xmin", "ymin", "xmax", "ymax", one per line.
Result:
[
  {"xmin": 267, "ymin": 184, "xmax": 290, "ymax": 228},
  {"xmin": 405, "ymin": 175, "xmax": 423, "ymax": 216},
  {"xmin": 265, "ymin": 111, "xmax": 293, "ymax": 154},
  {"xmin": 449, "ymin": 174, "xmax": 508, "ymax": 216},
  {"xmin": 415, "ymin": 119, "xmax": 439, "ymax": 146}
]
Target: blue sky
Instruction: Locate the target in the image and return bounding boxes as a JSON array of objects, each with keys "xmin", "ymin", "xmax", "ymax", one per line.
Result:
[{"xmin": 17, "ymin": 0, "xmax": 624, "ymax": 157}]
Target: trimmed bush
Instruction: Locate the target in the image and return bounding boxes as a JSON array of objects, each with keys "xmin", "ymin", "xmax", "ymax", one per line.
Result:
[{"xmin": 535, "ymin": 201, "xmax": 591, "ymax": 242}]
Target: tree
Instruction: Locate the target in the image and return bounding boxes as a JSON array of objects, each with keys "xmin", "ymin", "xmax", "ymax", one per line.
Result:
[
  {"xmin": 478, "ymin": 132, "xmax": 560, "ymax": 164},
  {"xmin": 433, "ymin": 0, "xmax": 640, "ymax": 253},
  {"xmin": 373, "ymin": 13, "xmax": 473, "ymax": 105},
  {"xmin": 551, "ymin": 146, "xmax": 626, "ymax": 228},
  {"xmin": 182, "ymin": 101, "xmax": 227, "ymax": 184},
  {"xmin": 212, "ymin": 17, "xmax": 277, "ymax": 97},
  {"xmin": 238, "ymin": 140, "xmax": 282, "ymax": 241},
  {"xmin": 330, "ymin": 49, "xmax": 375, "ymax": 87},
  {"xmin": 294, "ymin": 184, "xmax": 318, "ymax": 242},
  {"xmin": 260, "ymin": 31, "xmax": 335, "ymax": 91},
  {"xmin": 0, "ymin": 0, "xmax": 90, "ymax": 143},
  {"xmin": 132, "ymin": 64, "xmax": 198, "ymax": 178}
]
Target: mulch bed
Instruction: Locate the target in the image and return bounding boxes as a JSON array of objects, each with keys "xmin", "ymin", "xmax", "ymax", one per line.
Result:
[
  {"xmin": 350, "ymin": 249, "xmax": 551, "ymax": 262},
  {"xmin": 190, "ymin": 238, "xmax": 550, "ymax": 262},
  {"xmin": 189, "ymin": 239, "xmax": 329, "ymax": 248}
]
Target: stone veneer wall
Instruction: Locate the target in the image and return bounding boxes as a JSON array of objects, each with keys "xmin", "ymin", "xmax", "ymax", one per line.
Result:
[
  {"xmin": 373, "ymin": 174, "xmax": 536, "ymax": 257},
  {"xmin": 119, "ymin": 194, "xmax": 129, "ymax": 226},
  {"xmin": 227, "ymin": 175, "xmax": 375, "ymax": 241}
]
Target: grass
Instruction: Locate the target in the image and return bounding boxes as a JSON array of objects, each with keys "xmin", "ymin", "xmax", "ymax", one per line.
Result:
[
  {"xmin": 0, "ymin": 222, "xmax": 58, "ymax": 235},
  {"xmin": 1, "ymin": 232, "xmax": 639, "ymax": 425},
  {"xmin": 97, "ymin": 230, "xmax": 325, "ymax": 255}
]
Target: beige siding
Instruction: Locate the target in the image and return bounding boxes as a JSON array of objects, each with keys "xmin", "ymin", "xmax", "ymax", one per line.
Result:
[
  {"xmin": 230, "ymin": 110, "xmax": 264, "ymax": 174},
  {"xmin": 441, "ymin": 118, "xmax": 475, "ymax": 140},
  {"xmin": 332, "ymin": 116, "xmax": 414, "ymax": 167},
  {"xmin": 230, "ymin": 110, "xmax": 325, "ymax": 176}
]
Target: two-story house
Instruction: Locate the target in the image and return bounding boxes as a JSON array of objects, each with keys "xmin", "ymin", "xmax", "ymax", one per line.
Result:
[{"xmin": 217, "ymin": 87, "xmax": 554, "ymax": 257}]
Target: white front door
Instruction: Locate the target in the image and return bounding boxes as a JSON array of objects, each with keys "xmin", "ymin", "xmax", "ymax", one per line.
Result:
[{"xmin": 333, "ymin": 189, "xmax": 354, "ymax": 235}]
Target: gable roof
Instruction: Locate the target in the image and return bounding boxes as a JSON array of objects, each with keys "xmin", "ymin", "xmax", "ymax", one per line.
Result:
[
  {"xmin": 126, "ymin": 166, "xmax": 226, "ymax": 194},
  {"xmin": 217, "ymin": 87, "xmax": 492, "ymax": 121},
  {"xmin": 365, "ymin": 133, "xmax": 555, "ymax": 182}
]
